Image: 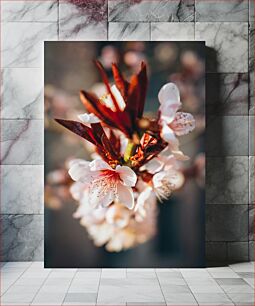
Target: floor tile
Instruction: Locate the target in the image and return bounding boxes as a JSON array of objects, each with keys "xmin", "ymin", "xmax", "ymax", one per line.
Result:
[
  {"xmin": 227, "ymin": 292, "xmax": 254, "ymax": 305},
  {"xmin": 193, "ymin": 292, "xmax": 234, "ymax": 305},
  {"xmin": 163, "ymin": 292, "xmax": 198, "ymax": 305},
  {"xmin": 64, "ymin": 292, "xmax": 97, "ymax": 303}
]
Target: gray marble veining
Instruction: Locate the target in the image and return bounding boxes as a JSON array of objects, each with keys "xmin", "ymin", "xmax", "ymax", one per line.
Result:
[
  {"xmin": 249, "ymin": 204, "xmax": 254, "ymax": 241},
  {"xmin": 1, "ymin": 214, "xmax": 43, "ymax": 261},
  {"xmin": 249, "ymin": 25, "xmax": 254, "ymax": 114},
  {"xmin": 1, "ymin": 119, "xmax": 43, "ymax": 165},
  {"xmin": 1, "ymin": 165, "xmax": 43, "ymax": 214},
  {"xmin": 207, "ymin": 116, "xmax": 248, "ymax": 156},
  {"xmin": 249, "ymin": 116, "xmax": 254, "ymax": 155},
  {"xmin": 206, "ymin": 156, "xmax": 248, "ymax": 205},
  {"xmin": 59, "ymin": 2, "xmax": 107, "ymax": 40},
  {"xmin": 1, "ymin": 0, "xmax": 58, "ymax": 22},
  {"xmin": 151, "ymin": 22, "xmax": 195, "ymax": 40},
  {"xmin": 109, "ymin": 22, "xmax": 150, "ymax": 41},
  {"xmin": 206, "ymin": 205, "xmax": 248, "ymax": 241},
  {"xmin": 249, "ymin": 157, "xmax": 254, "ymax": 205},
  {"xmin": 1, "ymin": 22, "xmax": 58, "ymax": 68},
  {"xmin": 195, "ymin": 22, "xmax": 248, "ymax": 73},
  {"xmin": 206, "ymin": 73, "xmax": 249, "ymax": 115},
  {"xmin": 108, "ymin": 0, "xmax": 195, "ymax": 22},
  {"xmin": 196, "ymin": 0, "xmax": 248, "ymax": 22},
  {"xmin": 1, "ymin": 68, "xmax": 43, "ymax": 119}
]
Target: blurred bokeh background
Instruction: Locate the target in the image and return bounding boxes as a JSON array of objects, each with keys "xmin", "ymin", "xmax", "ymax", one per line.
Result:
[{"xmin": 44, "ymin": 41, "xmax": 205, "ymax": 267}]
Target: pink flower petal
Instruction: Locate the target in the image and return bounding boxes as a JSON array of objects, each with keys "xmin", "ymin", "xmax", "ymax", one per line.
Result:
[
  {"xmin": 89, "ymin": 180, "xmax": 115, "ymax": 208},
  {"xmin": 170, "ymin": 112, "xmax": 195, "ymax": 136},
  {"xmin": 117, "ymin": 183, "xmax": 134, "ymax": 209},
  {"xmin": 89, "ymin": 159, "xmax": 112, "ymax": 171},
  {"xmin": 68, "ymin": 160, "xmax": 92, "ymax": 184},
  {"xmin": 116, "ymin": 165, "xmax": 137, "ymax": 187},
  {"xmin": 158, "ymin": 83, "xmax": 181, "ymax": 124},
  {"xmin": 161, "ymin": 123, "xmax": 179, "ymax": 150}
]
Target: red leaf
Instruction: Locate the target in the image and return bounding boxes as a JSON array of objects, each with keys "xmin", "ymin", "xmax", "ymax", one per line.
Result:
[
  {"xmin": 94, "ymin": 60, "xmax": 120, "ymax": 112},
  {"xmin": 55, "ymin": 119, "xmax": 97, "ymax": 145},
  {"xmin": 112, "ymin": 63, "xmax": 129, "ymax": 99}
]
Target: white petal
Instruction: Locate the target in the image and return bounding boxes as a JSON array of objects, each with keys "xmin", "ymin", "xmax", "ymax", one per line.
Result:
[
  {"xmin": 70, "ymin": 182, "xmax": 87, "ymax": 201},
  {"xmin": 116, "ymin": 165, "xmax": 137, "ymax": 187},
  {"xmin": 152, "ymin": 171, "xmax": 167, "ymax": 188},
  {"xmin": 68, "ymin": 160, "xmax": 92, "ymax": 184},
  {"xmin": 144, "ymin": 158, "xmax": 164, "ymax": 174},
  {"xmin": 136, "ymin": 187, "xmax": 152, "ymax": 211},
  {"xmin": 161, "ymin": 123, "xmax": 179, "ymax": 150},
  {"xmin": 158, "ymin": 82, "xmax": 181, "ymax": 105},
  {"xmin": 158, "ymin": 83, "xmax": 181, "ymax": 123},
  {"xmin": 117, "ymin": 183, "xmax": 135, "ymax": 209},
  {"xmin": 170, "ymin": 112, "xmax": 195, "ymax": 136},
  {"xmin": 78, "ymin": 113, "xmax": 100, "ymax": 124},
  {"xmin": 89, "ymin": 181, "xmax": 115, "ymax": 208},
  {"xmin": 172, "ymin": 150, "xmax": 190, "ymax": 161},
  {"xmin": 89, "ymin": 159, "xmax": 112, "ymax": 171}
]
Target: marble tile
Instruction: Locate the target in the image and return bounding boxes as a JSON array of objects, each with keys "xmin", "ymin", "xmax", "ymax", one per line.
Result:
[
  {"xmin": 1, "ymin": 165, "xmax": 43, "ymax": 214},
  {"xmin": 101, "ymin": 269, "xmax": 126, "ymax": 279},
  {"xmin": 59, "ymin": 2, "xmax": 107, "ymax": 40},
  {"xmin": 193, "ymin": 293, "xmax": 233, "ymax": 305},
  {"xmin": 249, "ymin": 241, "xmax": 254, "ymax": 260},
  {"xmin": 206, "ymin": 157, "xmax": 248, "ymax": 204},
  {"xmin": 2, "ymin": 22, "xmax": 58, "ymax": 68},
  {"xmin": 249, "ymin": 204, "xmax": 254, "ymax": 240},
  {"xmin": 163, "ymin": 293, "xmax": 197, "ymax": 305},
  {"xmin": 1, "ymin": 68, "xmax": 43, "ymax": 119},
  {"xmin": 207, "ymin": 267, "xmax": 240, "ymax": 279},
  {"xmin": 249, "ymin": 25, "xmax": 254, "ymax": 114},
  {"xmin": 249, "ymin": 156, "xmax": 255, "ymax": 205},
  {"xmin": 206, "ymin": 73, "xmax": 249, "ymax": 116},
  {"xmin": 205, "ymin": 242, "xmax": 227, "ymax": 263},
  {"xmin": 96, "ymin": 285, "xmax": 127, "ymax": 304},
  {"xmin": 227, "ymin": 292, "xmax": 254, "ymax": 305},
  {"xmin": 31, "ymin": 291, "xmax": 66, "ymax": 305},
  {"xmin": 109, "ymin": 22, "xmax": 150, "ymax": 40},
  {"xmin": 227, "ymin": 242, "xmax": 249, "ymax": 262},
  {"xmin": 196, "ymin": 0, "xmax": 248, "ymax": 22},
  {"xmin": 1, "ymin": 0, "xmax": 58, "ymax": 22},
  {"xmin": 206, "ymin": 116, "xmax": 248, "ymax": 156},
  {"xmin": 249, "ymin": 70, "xmax": 254, "ymax": 114},
  {"xmin": 108, "ymin": 0, "xmax": 195, "ymax": 22},
  {"xmin": 151, "ymin": 22, "xmax": 195, "ymax": 40},
  {"xmin": 64, "ymin": 293, "xmax": 97, "ymax": 303},
  {"xmin": 206, "ymin": 205, "xmax": 248, "ymax": 241},
  {"xmin": 195, "ymin": 22, "xmax": 248, "ymax": 73},
  {"xmin": 230, "ymin": 262, "xmax": 254, "ymax": 272},
  {"xmin": 250, "ymin": 0, "xmax": 255, "ymax": 22},
  {"xmin": 1, "ymin": 119, "xmax": 43, "ymax": 165},
  {"xmin": 249, "ymin": 116, "xmax": 254, "ymax": 155},
  {"xmin": 1, "ymin": 215, "xmax": 43, "ymax": 261}
]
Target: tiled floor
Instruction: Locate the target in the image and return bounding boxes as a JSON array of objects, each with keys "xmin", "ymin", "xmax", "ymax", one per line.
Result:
[{"xmin": 1, "ymin": 262, "xmax": 254, "ymax": 305}]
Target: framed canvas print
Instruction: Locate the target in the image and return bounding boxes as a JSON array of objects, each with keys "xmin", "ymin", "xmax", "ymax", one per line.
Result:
[{"xmin": 44, "ymin": 41, "xmax": 205, "ymax": 268}]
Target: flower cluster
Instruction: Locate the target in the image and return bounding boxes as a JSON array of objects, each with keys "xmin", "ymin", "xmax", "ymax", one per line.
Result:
[{"xmin": 56, "ymin": 61, "xmax": 195, "ymax": 252}]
